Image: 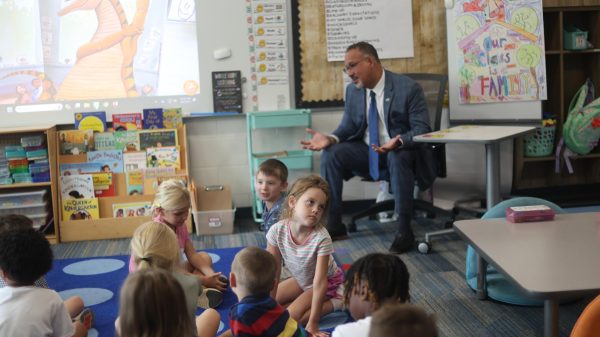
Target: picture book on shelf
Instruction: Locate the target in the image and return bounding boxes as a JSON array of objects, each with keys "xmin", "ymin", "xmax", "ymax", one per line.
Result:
[
  {"xmin": 146, "ymin": 146, "xmax": 180, "ymax": 169},
  {"xmin": 60, "ymin": 175, "xmax": 95, "ymax": 200},
  {"xmin": 94, "ymin": 132, "xmax": 115, "ymax": 150},
  {"xmin": 138, "ymin": 129, "xmax": 178, "ymax": 150},
  {"xmin": 143, "ymin": 172, "xmax": 187, "ymax": 195},
  {"xmin": 62, "ymin": 198, "xmax": 100, "ymax": 221},
  {"xmin": 91, "ymin": 172, "xmax": 115, "ymax": 197},
  {"xmin": 126, "ymin": 170, "xmax": 144, "ymax": 195},
  {"xmin": 142, "ymin": 108, "xmax": 164, "ymax": 129},
  {"xmin": 114, "ymin": 130, "xmax": 140, "ymax": 152},
  {"xmin": 163, "ymin": 108, "xmax": 183, "ymax": 129},
  {"xmin": 60, "ymin": 162, "xmax": 103, "ymax": 176},
  {"xmin": 123, "ymin": 151, "xmax": 147, "ymax": 172},
  {"xmin": 87, "ymin": 150, "xmax": 124, "ymax": 173},
  {"xmin": 59, "ymin": 130, "xmax": 93, "ymax": 155},
  {"xmin": 112, "ymin": 113, "xmax": 143, "ymax": 131},
  {"xmin": 74, "ymin": 111, "xmax": 107, "ymax": 132},
  {"xmin": 112, "ymin": 201, "xmax": 152, "ymax": 218}
]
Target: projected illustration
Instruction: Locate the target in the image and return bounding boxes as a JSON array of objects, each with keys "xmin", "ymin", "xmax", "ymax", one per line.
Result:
[{"xmin": 0, "ymin": 0, "xmax": 200, "ymax": 113}]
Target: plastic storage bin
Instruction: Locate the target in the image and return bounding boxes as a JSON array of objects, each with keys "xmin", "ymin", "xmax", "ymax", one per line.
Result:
[
  {"xmin": 193, "ymin": 208, "xmax": 236, "ymax": 235},
  {"xmin": 0, "ymin": 190, "xmax": 46, "ymax": 208},
  {"xmin": 524, "ymin": 126, "xmax": 555, "ymax": 157},
  {"xmin": 564, "ymin": 26, "xmax": 588, "ymax": 50}
]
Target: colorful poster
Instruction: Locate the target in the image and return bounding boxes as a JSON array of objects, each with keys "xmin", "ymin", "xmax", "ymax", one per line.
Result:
[{"xmin": 453, "ymin": 0, "xmax": 547, "ymax": 104}]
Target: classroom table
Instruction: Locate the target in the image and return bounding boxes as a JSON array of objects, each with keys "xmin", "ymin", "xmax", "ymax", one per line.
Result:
[
  {"xmin": 413, "ymin": 125, "xmax": 535, "ymax": 209},
  {"xmin": 455, "ymin": 212, "xmax": 600, "ymax": 337}
]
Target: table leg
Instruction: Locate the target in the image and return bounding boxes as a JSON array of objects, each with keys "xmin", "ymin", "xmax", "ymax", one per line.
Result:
[
  {"xmin": 485, "ymin": 142, "xmax": 501, "ymax": 210},
  {"xmin": 476, "ymin": 255, "xmax": 487, "ymax": 299},
  {"xmin": 544, "ymin": 299, "xmax": 559, "ymax": 337}
]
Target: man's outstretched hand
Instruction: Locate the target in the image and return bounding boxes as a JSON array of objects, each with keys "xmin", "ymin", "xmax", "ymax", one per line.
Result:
[{"xmin": 300, "ymin": 128, "xmax": 333, "ymax": 151}]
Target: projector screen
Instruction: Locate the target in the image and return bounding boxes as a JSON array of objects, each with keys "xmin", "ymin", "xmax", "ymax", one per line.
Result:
[{"xmin": 0, "ymin": 0, "xmax": 212, "ymax": 127}]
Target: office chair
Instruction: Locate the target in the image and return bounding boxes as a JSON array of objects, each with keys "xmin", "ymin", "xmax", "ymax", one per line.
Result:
[{"xmin": 349, "ymin": 73, "xmax": 453, "ymax": 249}]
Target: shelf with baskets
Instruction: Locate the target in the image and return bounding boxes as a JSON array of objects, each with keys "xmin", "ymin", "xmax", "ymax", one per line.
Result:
[
  {"xmin": 512, "ymin": 5, "xmax": 600, "ymax": 196},
  {"xmin": 246, "ymin": 109, "xmax": 313, "ymax": 222},
  {"xmin": 0, "ymin": 125, "xmax": 59, "ymax": 243}
]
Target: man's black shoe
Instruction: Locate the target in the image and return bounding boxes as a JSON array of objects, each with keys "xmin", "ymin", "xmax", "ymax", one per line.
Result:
[
  {"xmin": 389, "ymin": 229, "xmax": 415, "ymax": 254},
  {"xmin": 327, "ymin": 225, "xmax": 348, "ymax": 241}
]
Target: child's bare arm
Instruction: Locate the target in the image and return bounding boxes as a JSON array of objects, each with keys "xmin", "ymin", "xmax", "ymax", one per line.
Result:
[
  {"xmin": 266, "ymin": 243, "xmax": 282, "ymax": 298},
  {"xmin": 306, "ymin": 255, "xmax": 329, "ymax": 334}
]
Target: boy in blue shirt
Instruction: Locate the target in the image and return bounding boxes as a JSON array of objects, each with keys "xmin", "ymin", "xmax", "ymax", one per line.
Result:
[{"xmin": 255, "ymin": 159, "xmax": 288, "ymax": 232}]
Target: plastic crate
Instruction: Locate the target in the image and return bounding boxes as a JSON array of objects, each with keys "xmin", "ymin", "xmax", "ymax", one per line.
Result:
[
  {"xmin": 193, "ymin": 208, "xmax": 236, "ymax": 235},
  {"xmin": 0, "ymin": 190, "xmax": 47, "ymax": 208},
  {"xmin": 524, "ymin": 126, "xmax": 556, "ymax": 157},
  {"xmin": 564, "ymin": 27, "xmax": 588, "ymax": 50},
  {"xmin": 29, "ymin": 213, "xmax": 48, "ymax": 229}
]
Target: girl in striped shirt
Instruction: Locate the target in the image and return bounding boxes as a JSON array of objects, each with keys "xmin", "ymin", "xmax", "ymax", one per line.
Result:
[{"xmin": 267, "ymin": 175, "xmax": 344, "ymax": 337}]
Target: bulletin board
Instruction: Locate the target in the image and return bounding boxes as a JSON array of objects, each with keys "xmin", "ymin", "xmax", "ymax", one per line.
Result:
[{"xmin": 291, "ymin": 0, "xmax": 449, "ymax": 108}]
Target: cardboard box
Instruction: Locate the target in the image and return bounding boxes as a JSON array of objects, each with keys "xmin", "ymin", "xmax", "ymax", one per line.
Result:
[{"xmin": 193, "ymin": 184, "xmax": 235, "ymax": 235}]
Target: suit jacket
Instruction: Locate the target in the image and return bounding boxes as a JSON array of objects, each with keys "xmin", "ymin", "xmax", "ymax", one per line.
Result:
[{"xmin": 332, "ymin": 70, "xmax": 431, "ymax": 148}]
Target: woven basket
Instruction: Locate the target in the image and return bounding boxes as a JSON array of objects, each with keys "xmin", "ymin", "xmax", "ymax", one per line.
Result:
[{"xmin": 524, "ymin": 126, "xmax": 556, "ymax": 157}]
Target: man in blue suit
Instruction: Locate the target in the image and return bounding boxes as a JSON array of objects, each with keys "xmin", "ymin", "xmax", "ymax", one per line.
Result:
[{"xmin": 301, "ymin": 42, "xmax": 431, "ymax": 253}]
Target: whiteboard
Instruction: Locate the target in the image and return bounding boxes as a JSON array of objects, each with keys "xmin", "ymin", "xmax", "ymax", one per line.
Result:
[
  {"xmin": 445, "ymin": 2, "xmax": 542, "ymax": 124},
  {"xmin": 0, "ymin": 0, "xmax": 291, "ymax": 128}
]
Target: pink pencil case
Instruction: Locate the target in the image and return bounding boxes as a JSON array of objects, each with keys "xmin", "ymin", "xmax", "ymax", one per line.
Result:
[{"xmin": 505, "ymin": 205, "xmax": 556, "ymax": 223}]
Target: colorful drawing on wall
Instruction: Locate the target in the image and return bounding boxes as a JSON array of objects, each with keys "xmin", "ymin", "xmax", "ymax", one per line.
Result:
[{"xmin": 454, "ymin": 0, "xmax": 547, "ymax": 104}]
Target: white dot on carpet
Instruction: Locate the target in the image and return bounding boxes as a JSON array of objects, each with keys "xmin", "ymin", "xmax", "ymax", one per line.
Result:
[
  {"xmin": 86, "ymin": 328, "xmax": 98, "ymax": 337},
  {"xmin": 218, "ymin": 321, "xmax": 225, "ymax": 333},
  {"xmin": 59, "ymin": 288, "xmax": 113, "ymax": 306},
  {"xmin": 208, "ymin": 253, "xmax": 220, "ymax": 264},
  {"xmin": 63, "ymin": 259, "xmax": 125, "ymax": 275}
]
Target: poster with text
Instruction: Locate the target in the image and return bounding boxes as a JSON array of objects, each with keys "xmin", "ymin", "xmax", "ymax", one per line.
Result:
[{"xmin": 453, "ymin": 0, "xmax": 547, "ymax": 104}]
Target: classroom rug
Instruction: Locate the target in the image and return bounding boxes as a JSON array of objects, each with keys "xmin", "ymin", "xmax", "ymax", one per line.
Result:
[{"xmin": 46, "ymin": 247, "xmax": 352, "ymax": 337}]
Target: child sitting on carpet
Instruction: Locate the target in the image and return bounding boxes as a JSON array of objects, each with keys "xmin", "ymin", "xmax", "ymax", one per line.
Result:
[
  {"xmin": 118, "ymin": 268, "xmax": 197, "ymax": 337},
  {"xmin": 368, "ymin": 303, "xmax": 438, "ymax": 337},
  {"xmin": 0, "ymin": 228, "xmax": 94, "ymax": 337},
  {"xmin": 0, "ymin": 214, "xmax": 91, "ymax": 324},
  {"xmin": 126, "ymin": 221, "xmax": 221, "ymax": 336},
  {"xmin": 331, "ymin": 253, "xmax": 410, "ymax": 337},
  {"xmin": 267, "ymin": 175, "xmax": 344, "ymax": 336},
  {"xmin": 128, "ymin": 179, "xmax": 227, "ymax": 293},
  {"xmin": 226, "ymin": 246, "xmax": 313, "ymax": 337},
  {"xmin": 255, "ymin": 159, "xmax": 288, "ymax": 233}
]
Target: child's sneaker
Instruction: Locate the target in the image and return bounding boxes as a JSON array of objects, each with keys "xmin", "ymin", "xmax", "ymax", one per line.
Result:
[
  {"xmin": 218, "ymin": 274, "xmax": 229, "ymax": 286},
  {"xmin": 74, "ymin": 308, "xmax": 94, "ymax": 330},
  {"xmin": 197, "ymin": 288, "xmax": 223, "ymax": 309}
]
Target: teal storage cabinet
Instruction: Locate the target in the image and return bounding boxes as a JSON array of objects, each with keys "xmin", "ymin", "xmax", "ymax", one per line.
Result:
[{"xmin": 246, "ymin": 109, "xmax": 312, "ymax": 222}]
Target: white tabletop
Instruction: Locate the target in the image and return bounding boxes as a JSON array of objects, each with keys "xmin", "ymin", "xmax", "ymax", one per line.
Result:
[
  {"xmin": 455, "ymin": 212, "xmax": 600, "ymax": 297},
  {"xmin": 413, "ymin": 125, "xmax": 535, "ymax": 144}
]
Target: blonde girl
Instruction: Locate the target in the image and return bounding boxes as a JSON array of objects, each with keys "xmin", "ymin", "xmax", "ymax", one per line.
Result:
[
  {"xmin": 118, "ymin": 269, "xmax": 195, "ymax": 337},
  {"xmin": 125, "ymin": 221, "xmax": 221, "ymax": 336},
  {"xmin": 127, "ymin": 179, "xmax": 227, "ymax": 292},
  {"xmin": 266, "ymin": 175, "xmax": 344, "ymax": 336}
]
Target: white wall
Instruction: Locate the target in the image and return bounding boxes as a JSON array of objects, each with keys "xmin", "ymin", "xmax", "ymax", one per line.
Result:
[{"xmin": 186, "ymin": 107, "xmax": 516, "ymax": 208}]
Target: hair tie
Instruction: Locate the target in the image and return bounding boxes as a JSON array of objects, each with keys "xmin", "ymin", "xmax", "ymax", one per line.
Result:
[{"xmin": 140, "ymin": 257, "xmax": 151, "ymax": 262}]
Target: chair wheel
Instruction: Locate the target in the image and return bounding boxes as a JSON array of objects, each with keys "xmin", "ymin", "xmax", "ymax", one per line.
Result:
[{"xmin": 417, "ymin": 241, "xmax": 431, "ymax": 254}]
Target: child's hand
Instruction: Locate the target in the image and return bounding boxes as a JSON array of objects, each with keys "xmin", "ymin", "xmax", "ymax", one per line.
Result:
[
  {"xmin": 306, "ymin": 322, "xmax": 329, "ymax": 337},
  {"xmin": 203, "ymin": 272, "xmax": 227, "ymax": 292}
]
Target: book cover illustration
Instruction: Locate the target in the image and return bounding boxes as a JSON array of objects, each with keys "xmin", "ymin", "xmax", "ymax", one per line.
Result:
[
  {"xmin": 58, "ymin": 130, "xmax": 94, "ymax": 155},
  {"xmin": 114, "ymin": 130, "xmax": 140, "ymax": 152},
  {"xmin": 163, "ymin": 108, "xmax": 183, "ymax": 129},
  {"xmin": 146, "ymin": 146, "xmax": 180, "ymax": 169},
  {"xmin": 143, "ymin": 172, "xmax": 187, "ymax": 195},
  {"xmin": 142, "ymin": 108, "xmax": 164, "ymax": 129},
  {"xmin": 123, "ymin": 151, "xmax": 147, "ymax": 172},
  {"xmin": 62, "ymin": 198, "xmax": 100, "ymax": 221},
  {"xmin": 94, "ymin": 132, "xmax": 115, "ymax": 151},
  {"xmin": 87, "ymin": 150, "xmax": 124, "ymax": 173},
  {"xmin": 143, "ymin": 167, "xmax": 176, "ymax": 179},
  {"xmin": 112, "ymin": 201, "xmax": 152, "ymax": 218},
  {"xmin": 74, "ymin": 111, "xmax": 107, "ymax": 132},
  {"xmin": 126, "ymin": 170, "xmax": 144, "ymax": 195},
  {"xmin": 112, "ymin": 113, "xmax": 143, "ymax": 131},
  {"xmin": 60, "ymin": 162, "xmax": 103, "ymax": 176},
  {"xmin": 138, "ymin": 129, "xmax": 178, "ymax": 150},
  {"xmin": 60, "ymin": 175, "xmax": 95, "ymax": 200},
  {"xmin": 91, "ymin": 172, "xmax": 116, "ymax": 197}
]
